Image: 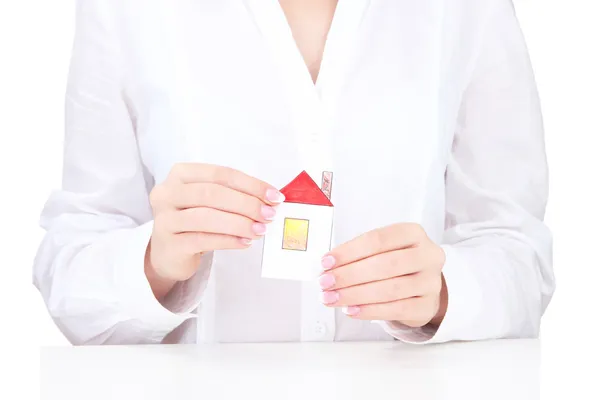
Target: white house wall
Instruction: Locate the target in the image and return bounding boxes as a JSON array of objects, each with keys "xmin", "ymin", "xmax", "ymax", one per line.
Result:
[{"xmin": 261, "ymin": 202, "xmax": 334, "ymax": 281}]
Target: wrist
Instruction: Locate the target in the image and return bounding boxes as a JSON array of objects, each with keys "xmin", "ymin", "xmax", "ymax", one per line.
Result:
[
  {"xmin": 144, "ymin": 241, "xmax": 178, "ymax": 301},
  {"xmin": 430, "ymin": 274, "xmax": 448, "ymax": 327}
]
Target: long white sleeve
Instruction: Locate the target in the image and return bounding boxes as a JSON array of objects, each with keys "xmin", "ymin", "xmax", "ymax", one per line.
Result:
[
  {"xmin": 385, "ymin": 0, "xmax": 554, "ymax": 343},
  {"xmin": 32, "ymin": 0, "xmax": 205, "ymax": 345}
]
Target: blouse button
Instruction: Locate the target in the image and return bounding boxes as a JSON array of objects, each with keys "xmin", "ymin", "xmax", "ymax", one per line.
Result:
[{"xmin": 314, "ymin": 321, "xmax": 328, "ymax": 337}]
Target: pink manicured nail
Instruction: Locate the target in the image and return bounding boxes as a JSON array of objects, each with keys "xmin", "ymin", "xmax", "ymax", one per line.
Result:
[
  {"xmin": 261, "ymin": 205, "xmax": 277, "ymax": 220},
  {"xmin": 342, "ymin": 306, "xmax": 361, "ymax": 316},
  {"xmin": 318, "ymin": 274, "xmax": 335, "ymax": 290},
  {"xmin": 252, "ymin": 223, "xmax": 267, "ymax": 236},
  {"xmin": 321, "ymin": 255, "xmax": 336, "ymax": 270},
  {"xmin": 239, "ymin": 238, "xmax": 253, "ymax": 246},
  {"xmin": 320, "ymin": 291, "xmax": 339, "ymax": 305},
  {"xmin": 266, "ymin": 189, "xmax": 285, "ymax": 204}
]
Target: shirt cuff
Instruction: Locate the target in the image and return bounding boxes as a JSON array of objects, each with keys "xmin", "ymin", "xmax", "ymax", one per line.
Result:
[
  {"xmin": 112, "ymin": 222, "xmax": 209, "ymax": 333},
  {"xmin": 379, "ymin": 244, "xmax": 483, "ymax": 344}
]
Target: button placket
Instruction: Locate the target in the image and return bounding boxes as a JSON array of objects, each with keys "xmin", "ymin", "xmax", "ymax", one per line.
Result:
[
  {"xmin": 295, "ymin": 99, "xmax": 336, "ymax": 344},
  {"xmin": 301, "ymin": 282, "xmax": 336, "ymax": 342},
  {"xmin": 314, "ymin": 321, "xmax": 328, "ymax": 336}
]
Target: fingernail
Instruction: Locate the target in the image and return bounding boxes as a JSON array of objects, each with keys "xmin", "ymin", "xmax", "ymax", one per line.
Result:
[
  {"xmin": 320, "ymin": 291, "xmax": 339, "ymax": 305},
  {"xmin": 252, "ymin": 223, "xmax": 267, "ymax": 236},
  {"xmin": 318, "ymin": 274, "xmax": 335, "ymax": 290},
  {"xmin": 342, "ymin": 306, "xmax": 361, "ymax": 316},
  {"xmin": 266, "ymin": 189, "xmax": 285, "ymax": 204},
  {"xmin": 261, "ymin": 205, "xmax": 277, "ymax": 221},
  {"xmin": 239, "ymin": 238, "xmax": 253, "ymax": 246},
  {"xmin": 321, "ymin": 255, "xmax": 336, "ymax": 270}
]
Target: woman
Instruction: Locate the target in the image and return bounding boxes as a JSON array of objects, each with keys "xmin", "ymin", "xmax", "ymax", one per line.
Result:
[{"xmin": 34, "ymin": 0, "xmax": 554, "ymax": 345}]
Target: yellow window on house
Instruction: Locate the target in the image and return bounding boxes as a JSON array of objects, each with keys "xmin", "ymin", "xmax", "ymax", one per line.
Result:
[{"xmin": 282, "ymin": 218, "xmax": 309, "ymax": 251}]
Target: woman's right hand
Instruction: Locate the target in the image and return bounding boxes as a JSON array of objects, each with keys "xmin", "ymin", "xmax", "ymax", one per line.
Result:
[{"xmin": 145, "ymin": 163, "xmax": 285, "ymax": 298}]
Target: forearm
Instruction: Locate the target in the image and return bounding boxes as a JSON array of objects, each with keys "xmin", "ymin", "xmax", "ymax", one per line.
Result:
[
  {"xmin": 35, "ymin": 222, "xmax": 197, "ymax": 345},
  {"xmin": 437, "ymin": 237, "xmax": 551, "ymax": 341}
]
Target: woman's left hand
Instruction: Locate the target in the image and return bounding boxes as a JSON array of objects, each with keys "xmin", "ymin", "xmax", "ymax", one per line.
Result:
[{"xmin": 319, "ymin": 223, "xmax": 448, "ymax": 328}]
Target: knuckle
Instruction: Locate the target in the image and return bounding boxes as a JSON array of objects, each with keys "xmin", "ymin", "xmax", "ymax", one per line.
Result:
[
  {"xmin": 171, "ymin": 183, "xmax": 188, "ymax": 203},
  {"xmin": 428, "ymin": 275, "xmax": 443, "ymax": 294},
  {"xmin": 408, "ymin": 249, "xmax": 422, "ymax": 267},
  {"xmin": 153, "ymin": 211, "xmax": 173, "ymax": 232},
  {"xmin": 169, "ymin": 163, "xmax": 187, "ymax": 180},
  {"xmin": 413, "ymin": 273, "xmax": 432, "ymax": 294},
  {"xmin": 209, "ymin": 167, "xmax": 223, "ymax": 183},
  {"xmin": 390, "ymin": 278, "xmax": 404, "ymax": 298},
  {"xmin": 431, "ymin": 246, "xmax": 446, "ymax": 268},
  {"xmin": 388, "ymin": 252, "xmax": 401, "ymax": 271},
  {"xmin": 191, "ymin": 207, "xmax": 211, "ymax": 224},
  {"xmin": 228, "ymin": 212, "xmax": 248, "ymax": 231},
  {"xmin": 211, "ymin": 166, "xmax": 233, "ymax": 186},
  {"xmin": 222, "ymin": 213, "xmax": 251, "ymax": 238},
  {"xmin": 153, "ymin": 212, "xmax": 164, "ymax": 228},
  {"xmin": 422, "ymin": 295, "xmax": 438, "ymax": 313},
  {"xmin": 195, "ymin": 183, "xmax": 214, "ymax": 203},
  {"xmin": 407, "ymin": 222, "xmax": 422, "ymax": 232},
  {"xmin": 370, "ymin": 228, "xmax": 387, "ymax": 252},
  {"xmin": 149, "ymin": 185, "xmax": 168, "ymax": 209},
  {"xmin": 406, "ymin": 223, "xmax": 425, "ymax": 238}
]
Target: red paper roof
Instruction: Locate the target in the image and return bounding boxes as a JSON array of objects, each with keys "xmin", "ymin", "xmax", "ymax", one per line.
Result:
[{"xmin": 280, "ymin": 171, "xmax": 333, "ymax": 207}]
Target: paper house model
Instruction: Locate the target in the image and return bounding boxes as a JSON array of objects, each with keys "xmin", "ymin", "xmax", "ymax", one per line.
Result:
[{"xmin": 261, "ymin": 171, "xmax": 334, "ymax": 281}]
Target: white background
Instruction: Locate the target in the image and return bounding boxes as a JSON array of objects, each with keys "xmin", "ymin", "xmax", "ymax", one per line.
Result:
[{"xmin": 0, "ymin": 0, "xmax": 598, "ymax": 399}]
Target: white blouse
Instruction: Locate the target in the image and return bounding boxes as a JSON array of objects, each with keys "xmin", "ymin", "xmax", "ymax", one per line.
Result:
[{"xmin": 33, "ymin": 0, "xmax": 554, "ymax": 345}]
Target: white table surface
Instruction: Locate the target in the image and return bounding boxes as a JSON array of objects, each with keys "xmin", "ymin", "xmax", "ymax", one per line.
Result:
[{"xmin": 40, "ymin": 339, "xmax": 542, "ymax": 400}]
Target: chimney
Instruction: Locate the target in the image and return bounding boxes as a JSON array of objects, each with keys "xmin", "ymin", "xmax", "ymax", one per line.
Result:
[{"xmin": 321, "ymin": 171, "xmax": 333, "ymax": 199}]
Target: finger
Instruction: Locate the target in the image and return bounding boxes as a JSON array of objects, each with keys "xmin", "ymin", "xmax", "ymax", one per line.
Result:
[
  {"xmin": 325, "ymin": 223, "xmax": 426, "ymax": 268},
  {"xmin": 318, "ymin": 248, "xmax": 422, "ymax": 290},
  {"xmin": 171, "ymin": 183, "xmax": 277, "ymax": 223},
  {"xmin": 320, "ymin": 274, "xmax": 424, "ymax": 307},
  {"xmin": 341, "ymin": 296, "xmax": 432, "ymax": 322},
  {"xmin": 175, "ymin": 232, "xmax": 253, "ymax": 254},
  {"xmin": 168, "ymin": 163, "xmax": 285, "ymax": 205},
  {"xmin": 167, "ymin": 207, "xmax": 266, "ymax": 239}
]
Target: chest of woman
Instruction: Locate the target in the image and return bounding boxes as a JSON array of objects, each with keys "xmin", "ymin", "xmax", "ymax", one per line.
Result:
[{"xmin": 118, "ymin": 0, "xmax": 484, "ymax": 242}]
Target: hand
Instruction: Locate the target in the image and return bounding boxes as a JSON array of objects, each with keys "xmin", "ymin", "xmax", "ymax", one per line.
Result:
[
  {"xmin": 318, "ymin": 223, "xmax": 448, "ymax": 328},
  {"xmin": 146, "ymin": 163, "xmax": 284, "ymax": 297}
]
